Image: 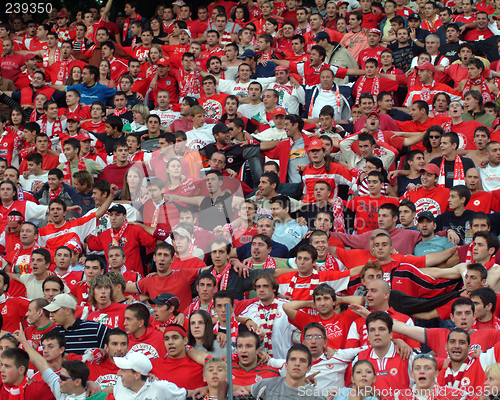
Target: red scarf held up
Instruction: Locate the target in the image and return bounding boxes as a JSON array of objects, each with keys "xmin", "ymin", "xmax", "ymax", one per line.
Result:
[{"xmin": 463, "ymin": 76, "xmax": 492, "ymax": 102}]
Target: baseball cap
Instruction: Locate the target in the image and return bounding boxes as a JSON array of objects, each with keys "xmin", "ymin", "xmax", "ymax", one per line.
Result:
[
  {"xmin": 308, "ymin": 139, "xmax": 326, "ymax": 151},
  {"xmin": 415, "ymin": 62, "xmax": 437, "ymax": 73},
  {"xmin": 57, "ymin": 11, "xmax": 68, "ymax": 19},
  {"xmin": 212, "ymin": 122, "xmax": 230, "ymax": 135},
  {"xmin": 272, "ymin": 107, "xmax": 287, "ymax": 117},
  {"xmin": 148, "ymin": 293, "xmax": 180, "ymax": 310},
  {"xmin": 311, "ymin": 31, "xmax": 331, "ymax": 43},
  {"xmin": 274, "ymin": 65, "xmax": 289, "ymax": 72},
  {"xmin": 179, "ymin": 28, "xmax": 191, "ymax": 37},
  {"xmin": 421, "ymin": 163, "xmax": 440, "ymax": 176},
  {"xmin": 337, "ymin": 1, "xmax": 349, "ymax": 6},
  {"xmin": 367, "ymin": 111, "xmax": 380, "ymax": 120},
  {"xmin": 114, "ymin": 352, "xmax": 152, "ymax": 375},
  {"xmin": 76, "ymin": 132, "xmax": 91, "ymax": 141},
  {"xmin": 44, "ymin": 294, "xmax": 77, "ymax": 312},
  {"xmin": 368, "ymin": 28, "xmax": 382, "ymax": 35},
  {"xmin": 108, "ymin": 204, "xmax": 127, "ymax": 215},
  {"xmin": 157, "ymin": 57, "xmax": 170, "ymax": 67},
  {"xmin": 237, "ymin": 49, "xmax": 256, "ymax": 59},
  {"xmin": 171, "ymin": 227, "xmax": 191, "ymax": 239},
  {"xmin": 408, "ymin": 13, "xmax": 421, "ymax": 20},
  {"xmin": 66, "ymin": 117, "xmax": 79, "ymax": 123},
  {"xmin": 417, "ymin": 210, "xmax": 436, "ymax": 223},
  {"xmin": 24, "ymin": 54, "xmax": 37, "ymax": 62}
]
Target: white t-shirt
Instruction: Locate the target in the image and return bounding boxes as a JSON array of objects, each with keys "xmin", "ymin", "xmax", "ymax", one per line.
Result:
[
  {"xmin": 185, "ymin": 124, "xmax": 216, "ymax": 150},
  {"xmin": 238, "ymin": 103, "xmax": 265, "ymax": 119},
  {"xmin": 479, "ymin": 163, "xmax": 500, "ymax": 192},
  {"xmin": 150, "ymin": 109, "xmax": 181, "ymax": 128},
  {"xmin": 19, "ymin": 173, "xmax": 49, "ymax": 191}
]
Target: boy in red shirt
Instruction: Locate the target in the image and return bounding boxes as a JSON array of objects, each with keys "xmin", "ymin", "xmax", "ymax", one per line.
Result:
[{"xmin": 87, "ymin": 275, "xmax": 127, "ymax": 330}]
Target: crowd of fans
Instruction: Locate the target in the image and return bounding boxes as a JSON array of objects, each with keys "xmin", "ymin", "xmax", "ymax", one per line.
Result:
[{"xmin": 4, "ymin": 0, "xmax": 500, "ymax": 398}]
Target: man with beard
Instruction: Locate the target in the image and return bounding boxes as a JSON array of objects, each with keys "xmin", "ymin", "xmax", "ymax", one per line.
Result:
[{"xmin": 414, "ymin": 211, "xmax": 455, "ymax": 256}]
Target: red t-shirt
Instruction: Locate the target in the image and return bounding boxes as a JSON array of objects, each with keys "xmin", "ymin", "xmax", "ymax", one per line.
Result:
[
  {"xmin": 87, "ymin": 356, "xmax": 120, "ymax": 387},
  {"xmin": 277, "ymin": 270, "xmax": 351, "ymax": 301},
  {"xmin": 464, "ymin": 28, "xmax": 494, "ymax": 41},
  {"xmin": 0, "ymin": 296, "xmax": 29, "ymax": 333},
  {"xmin": 128, "ymin": 326, "xmax": 167, "ymax": 359},
  {"xmin": 232, "ymin": 227, "xmax": 258, "ymax": 248},
  {"xmin": 467, "ymin": 191, "xmax": 500, "ymax": 213},
  {"xmin": 137, "ymin": 270, "xmax": 198, "ymax": 311},
  {"xmin": 88, "ymin": 302, "xmax": 128, "ymax": 330},
  {"xmin": 200, "ymin": 94, "xmax": 229, "ymax": 120},
  {"xmin": 302, "ymin": 163, "xmax": 353, "ymax": 203},
  {"xmin": 292, "ymin": 308, "xmax": 358, "ymax": 348},
  {"xmin": 81, "ymin": 120, "xmax": 106, "ymax": 134},
  {"xmin": 426, "ymin": 328, "xmax": 500, "ymax": 358},
  {"xmin": 171, "ymin": 256, "xmax": 206, "ymax": 270},
  {"xmin": 357, "ymin": 46, "xmax": 386, "ymax": 68},
  {"xmin": 360, "ymin": 11, "xmax": 384, "ymax": 29},
  {"xmin": 71, "ymin": 282, "xmax": 90, "ymax": 306},
  {"xmin": 151, "ymin": 356, "xmax": 205, "ymax": 390},
  {"xmin": 402, "ymin": 186, "xmax": 450, "ymax": 217},
  {"xmin": 345, "ymin": 195, "xmax": 400, "ymax": 234},
  {"xmin": 24, "ymin": 322, "xmax": 55, "ymax": 352},
  {"xmin": 231, "ymin": 361, "xmax": 281, "ymax": 386}
]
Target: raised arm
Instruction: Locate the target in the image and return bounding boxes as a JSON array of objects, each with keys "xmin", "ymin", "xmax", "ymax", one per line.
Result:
[
  {"xmin": 392, "ymin": 319, "xmax": 426, "ymax": 343},
  {"xmin": 13, "ymin": 323, "xmax": 49, "ymax": 374},
  {"xmin": 164, "ymin": 194, "xmax": 204, "ymax": 207},
  {"xmin": 282, "ymin": 300, "xmax": 313, "ymax": 321},
  {"xmin": 95, "ymin": 184, "xmax": 118, "ymax": 219}
]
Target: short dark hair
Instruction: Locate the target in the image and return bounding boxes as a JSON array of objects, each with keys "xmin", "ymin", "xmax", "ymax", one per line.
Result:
[
  {"xmin": 106, "ymin": 115, "xmax": 124, "ymax": 132},
  {"xmin": 296, "ymin": 244, "xmax": 318, "ymax": 262},
  {"xmin": 43, "ymin": 276, "xmax": 64, "ymax": 293},
  {"xmin": 41, "ymin": 330, "xmax": 66, "ymax": 349},
  {"xmin": 1, "ymin": 348, "xmax": 29, "ymax": 373},
  {"xmin": 447, "ymin": 328, "xmax": 470, "ymax": 344},
  {"xmin": 213, "ymin": 290, "xmax": 234, "ymax": 306},
  {"xmin": 399, "ymin": 199, "xmax": 416, "ymax": 213},
  {"xmin": 303, "ymin": 322, "xmax": 327, "ymax": 340},
  {"xmin": 366, "ymin": 310, "xmax": 393, "ymax": 332},
  {"xmin": 473, "ymin": 231, "xmax": 500, "ymax": 254},
  {"xmin": 270, "ymin": 195, "xmax": 290, "ymax": 213},
  {"xmin": 450, "ymin": 184, "xmax": 471, "ymax": 207},
  {"xmin": 104, "ymin": 328, "xmax": 128, "ymax": 347},
  {"xmin": 312, "ymin": 283, "xmax": 336, "ymax": 302},
  {"xmin": 286, "ymin": 344, "xmax": 312, "ymax": 366},
  {"xmin": 85, "ymin": 254, "xmax": 105, "ymax": 270},
  {"xmin": 48, "ymin": 168, "xmax": 64, "ymax": 181},
  {"xmin": 451, "ymin": 297, "xmax": 475, "ymax": 314},
  {"xmin": 413, "ymin": 100, "xmax": 430, "ymax": 114},
  {"xmin": 467, "ymin": 263, "xmax": 488, "ymax": 280},
  {"xmin": 62, "ymin": 360, "xmax": 89, "ymax": 387},
  {"xmin": 154, "ymin": 242, "xmax": 175, "ymax": 257},
  {"xmin": 32, "ymin": 248, "xmax": 51, "ymax": 265},
  {"xmin": 126, "ymin": 303, "xmax": 150, "ymax": 328},
  {"xmin": 236, "ymin": 330, "xmax": 260, "ymax": 348},
  {"xmin": 470, "ymin": 287, "xmax": 497, "ymax": 313},
  {"xmin": 261, "ymin": 171, "xmax": 279, "ymax": 189}
]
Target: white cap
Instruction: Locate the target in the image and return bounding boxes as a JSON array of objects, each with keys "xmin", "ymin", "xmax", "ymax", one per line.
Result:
[
  {"xmin": 179, "ymin": 28, "xmax": 192, "ymax": 38},
  {"xmin": 44, "ymin": 294, "xmax": 77, "ymax": 312},
  {"xmin": 114, "ymin": 352, "xmax": 152, "ymax": 375}
]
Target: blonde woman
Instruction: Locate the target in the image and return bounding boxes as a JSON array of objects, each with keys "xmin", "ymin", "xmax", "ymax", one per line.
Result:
[
  {"xmin": 484, "ymin": 363, "xmax": 500, "ymax": 399},
  {"xmin": 123, "ymin": 104, "xmax": 149, "ymax": 134}
]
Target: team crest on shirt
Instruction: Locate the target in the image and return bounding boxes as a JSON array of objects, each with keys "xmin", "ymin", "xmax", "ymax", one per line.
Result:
[
  {"xmin": 326, "ymin": 364, "xmax": 334, "ymax": 370},
  {"xmin": 474, "ymin": 200, "xmax": 480, "ymax": 206},
  {"xmin": 95, "ymin": 374, "xmax": 119, "ymax": 386},
  {"xmin": 227, "ymin": 157, "xmax": 233, "ymax": 164},
  {"xmin": 167, "ymin": 80, "xmax": 171, "ymax": 85},
  {"xmin": 203, "ymin": 99, "xmax": 223, "ymax": 119},
  {"xmin": 390, "ymin": 368, "xmax": 398, "ymax": 376},
  {"xmin": 129, "ymin": 343, "xmax": 160, "ymax": 358},
  {"xmin": 276, "ymin": 312, "xmax": 282, "ymax": 318},
  {"xmin": 255, "ymin": 375, "xmax": 262, "ymax": 382},
  {"xmin": 3, "ymin": 143, "xmax": 7, "ymax": 147},
  {"xmin": 461, "ymin": 377, "xmax": 471, "ymax": 387},
  {"xmin": 414, "ymin": 198, "xmax": 440, "ymax": 216}
]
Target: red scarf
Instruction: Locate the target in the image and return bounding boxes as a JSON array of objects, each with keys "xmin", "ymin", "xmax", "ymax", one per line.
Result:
[
  {"xmin": 248, "ymin": 256, "xmax": 277, "ymax": 269},
  {"xmin": 442, "ymin": 357, "xmax": 473, "ymax": 388},
  {"xmin": 49, "ymin": 187, "xmax": 63, "ymax": 200},
  {"xmin": 63, "ymin": 157, "xmax": 86, "ymax": 185},
  {"xmin": 465, "ymin": 243, "xmax": 473, "ymax": 263},
  {"xmin": 123, "ymin": 14, "xmax": 142, "ymax": 41},
  {"xmin": 114, "ymin": 107, "xmax": 128, "ymax": 116},
  {"xmin": 438, "ymin": 154, "xmax": 464, "ymax": 187},
  {"xmin": 55, "ymin": 59, "xmax": 72, "ymax": 84},
  {"xmin": 284, "ymin": 269, "xmax": 320, "ymax": 299},
  {"xmin": 463, "ymin": 77, "xmax": 492, "ymax": 103},
  {"xmin": 212, "ymin": 263, "xmax": 232, "ymax": 291},
  {"xmin": 332, "ymin": 199, "xmax": 345, "ymax": 233},
  {"xmin": 3, "ymin": 376, "xmax": 28, "ymax": 400},
  {"xmin": 420, "ymin": 81, "xmax": 435, "ymax": 102},
  {"xmin": 258, "ymin": 299, "xmax": 279, "ymax": 356},
  {"xmin": 191, "ymin": 298, "xmax": 214, "ymax": 314},
  {"xmin": 39, "ymin": 115, "xmax": 63, "ymax": 137},
  {"xmin": 321, "ymin": 253, "xmax": 339, "ymax": 271},
  {"xmin": 355, "ymin": 75, "xmax": 380, "ymax": 104},
  {"xmin": 214, "ymin": 316, "xmax": 239, "ymax": 345},
  {"xmin": 111, "ymin": 220, "xmax": 128, "ymax": 246},
  {"xmin": 12, "ymin": 243, "xmax": 39, "ymax": 275}
]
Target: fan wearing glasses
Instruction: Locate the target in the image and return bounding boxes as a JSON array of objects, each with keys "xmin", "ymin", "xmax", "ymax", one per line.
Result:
[{"xmin": 14, "ymin": 324, "xmax": 95, "ymax": 400}]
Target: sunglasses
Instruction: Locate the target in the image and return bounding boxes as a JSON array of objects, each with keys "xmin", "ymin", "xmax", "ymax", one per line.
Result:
[
  {"xmin": 429, "ymin": 135, "xmax": 441, "ymax": 139},
  {"xmin": 255, "ymin": 214, "xmax": 273, "ymax": 222},
  {"xmin": 59, "ymin": 374, "xmax": 77, "ymax": 382}
]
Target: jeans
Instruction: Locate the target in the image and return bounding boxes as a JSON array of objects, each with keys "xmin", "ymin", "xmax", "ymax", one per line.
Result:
[{"xmin": 243, "ymin": 146, "xmax": 264, "ymax": 188}]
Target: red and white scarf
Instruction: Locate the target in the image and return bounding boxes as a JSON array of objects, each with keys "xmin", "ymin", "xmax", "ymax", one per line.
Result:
[
  {"xmin": 308, "ymin": 84, "xmax": 342, "ymax": 118},
  {"xmin": 355, "ymin": 75, "xmax": 379, "ymax": 105},
  {"xmin": 420, "ymin": 81, "xmax": 435, "ymax": 102},
  {"xmin": 248, "ymin": 256, "xmax": 277, "ymax": 269},
  {"xmin": 214, "ymin": 315, "xmax": 239, "ymax": 345},
  {"xmin": 438, "ymin": 154, "xmax": 465, "ymax": 187},
  {"xmin": 258, "ymin": 299, "xmax": 279, "ymax": 356},
  {"xmin": 43, "ymin": 48, "xmax": 61, "ymax": 67},
  {"xmin": 73, "ymin": 38, "xmax": 86, "ymax": 52},
  {"xmin": 463, "ymin": 77, "xmax": 492, "ymax": 103},
  {"xmin": 212, "ymin": 263, "xmax": 232, "ymax": 291},
  {"xmin": 63, "ymin": 157, "xmax": 86, "ymax": 185},
  {"xmin": 111, "ymin": 220, "xmax": 128, "ymax": 246},
  {"xmin": 332, "ymin": 200, "xmax": 345, "ymax": 233},
  {"xmin": 113, "ymin": 107, "xmax": 128, "ymax": 116},
  {"xmin": 54, "ymin": 59, "xmax": 72, "ymax": 84},
  {"xmin": 3, "ymin": 377, "xmax": 28, "ymax": 400},
  {"xmin": 409, "ymin": 71, "xmax": 419, "ymax": 89},
  {"xmin": 39, "ymin": 115, "xmax": 63, "ymax": 137},
  {"xmin": 284, "ymin": 269, "xmax": 320, "ymax": 299},
  {"xmin": 320, "ymin": 253, "xmax": 339, "ymax": 271},
  {"xmin": 465, "ymin": 243, "xmax": 474, "ymax": 263},
  {"xmin": 49, "ymin": 187, "xmax": 63, "ymax": 200},
  {"xmin": 442, "ymin": 357, "xmax": 473, "ymax": 388},
  {"xmin": 191, "ymin": 297, "xmax": 214, "ymax": 314},
  {"xmin": 123, "ymin": 13, "xmax": 142, "ymax": 41}
]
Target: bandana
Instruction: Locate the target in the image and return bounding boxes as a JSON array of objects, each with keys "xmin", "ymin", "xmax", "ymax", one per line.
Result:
[
  {"xmin": 49, "ymin": 187, "xmax": 63, "ymax": 200},
  {"xmin": 214, "ymin": 316, "xmax": 239, "ymax": 346},
  {"xmin": 3, "ymin": 376, "xmax": 28, "ymax": 400},
  {"xmin": 123, "ymin": 13, "xmax": 142, "ymax": 41},
  {"xmin": 248, "ymin": 256, "xmax": 277, "ymax": 269},
  {"xmin": 438, "ymin": 154, "xmax": 465, "ymax": 187},
  {"xmin": 111, "ymin": 220, "xmax": 128, "ymax": 246},
  {"xmin": 212, "ymin": 263, "xmax": 232, "ymax": 291},
  {"xmin": 355, "ymin": 75, "xmax": 380, "ymax": 105},
  {"xmin": 7, "ymin": 214, "xmax": 24, "ymax": 222},
  {"xmin": 39, "ymin": 115, "xmax": 63, "ymax": 138},
  {"xmin": 443, "ymin": 357, "xmax": 473, "ymax": 388},
  {"xmin": 284, "ymin": 269, "xmax": 320, "ymax": 299},
  {"xmin": 63, "ymin": 157, "xmax": 86, "ymax": 185},
  {"xmin": 258, "ymin": 299, "xmax": 279, "ymax": 356},
  {"xmin": 463, "ymin": 77, "xmax": 492, "ymax": 103}
]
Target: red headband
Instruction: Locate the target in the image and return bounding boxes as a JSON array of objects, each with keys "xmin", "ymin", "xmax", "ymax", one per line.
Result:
[
  {"xmin": 8, "ymin": 215, "xmax": 24, "ymax": 222},
  {"xmin": 163, "ymin": 325, "xmax": 186, "ymax": 337}
]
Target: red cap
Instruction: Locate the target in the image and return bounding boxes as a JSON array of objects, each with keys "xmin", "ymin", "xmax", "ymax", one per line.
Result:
[
  {"xmin": 367, "ymin": 111, "xmax": 380, "ymax": 120},
  {"xmin": 158, "ymin": 57, "xmax": 170, "ymax": 67},
  {"xmin": 308, "ymin": 139, "xmax": 326, "ymax": 151},
  {"xmin": 275, "ymin": 65, "xmax": 289, "ymax": 71},
  {"xmin": 57, "ymin": 11, "xmax": 68, "ymax": 18},
  {"xmin": 337, "ymin": 1, "xmax": 349, "ymax": 6},
  {"xmin": 415, "ymin": 62, "xmax": 437, "ymax": 73},
  {"xmin": 421, "ymin": 163, "xmax": 440, "ymax": 176},
  {"xmin": 24, "ymin": 54, "xmax": 37, "ymax": 62},
  {"xmin": 368, "ymin": 28, "xmax": 382, "ymax": 35},
  {"xmin": 272, "ymin": 107, "xmax": 287, "ymax": 117},
  {"xmin": 76, "ymin": 132, "xmax": 91, "ymax": 141}
]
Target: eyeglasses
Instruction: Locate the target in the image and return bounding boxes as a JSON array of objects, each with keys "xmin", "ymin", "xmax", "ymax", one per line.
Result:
[
  {"xmin": 304, "ymin": 335, "xmax": 325, "ymax": 340},
  {"xmin": 429, "ymin": 135, "xmax": 441, "ymax": 139},
  {"xmin": 255, "ymin": 214, "xmax": 273, "ymax": 222},
  {"xmin": 59, "ymin": 374, "xmax": 77, "ymax": 381}
]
